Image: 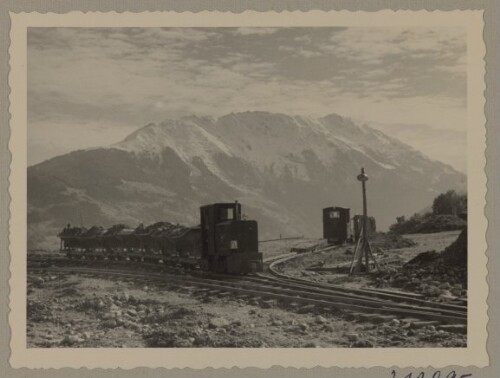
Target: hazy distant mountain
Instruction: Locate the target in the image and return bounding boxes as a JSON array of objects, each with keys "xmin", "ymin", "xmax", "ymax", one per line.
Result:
[
  {"xmin": 359, "ymin": 121, "xmax": 466, "ymax": 173},
  {"xmin": 27, "ymin": 111, "xmax": 466, "ymax": 249}
]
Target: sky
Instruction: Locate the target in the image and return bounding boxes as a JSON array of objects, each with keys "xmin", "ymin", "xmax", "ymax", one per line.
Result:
[{"xmin": 27, "ymin": 27, "xmax": 467, "ymax": 171}]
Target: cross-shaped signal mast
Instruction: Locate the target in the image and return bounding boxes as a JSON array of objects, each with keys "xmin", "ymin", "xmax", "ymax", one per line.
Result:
[{"xmin": 349, "ymin": 167, "xmax": 381, "ymax": 275}]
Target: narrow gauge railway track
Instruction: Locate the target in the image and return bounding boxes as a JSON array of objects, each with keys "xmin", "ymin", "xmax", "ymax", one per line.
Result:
[
  {"xmin": 28, "ymin": 265, "xmax": 466, "ymax": 325},
  {"xmin": 265, "ymin": 249, "xmax": 467, "ymax": 310}
]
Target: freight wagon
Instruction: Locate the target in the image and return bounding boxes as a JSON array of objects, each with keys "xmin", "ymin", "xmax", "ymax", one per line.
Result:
[{"xmin": 59, "ymin": 202, "xmax": 263, "ymax": 274}]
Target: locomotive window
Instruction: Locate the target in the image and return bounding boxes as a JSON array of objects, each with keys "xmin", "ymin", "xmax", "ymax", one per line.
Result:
[
  {"xmin": 220, "ymin": 208, "xmax": 234, "ymax": 220},
  {"xmin": 330, "ymin": 211, "xmax": 340, "ymax": 219}
]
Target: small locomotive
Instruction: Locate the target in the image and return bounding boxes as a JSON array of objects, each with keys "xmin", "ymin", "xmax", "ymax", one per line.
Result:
[
  {"xmin": 200, "ymin": 202, "xmax": 263, "ymax": 274},
  {"xmin": 322, "ymin": 206, "xmax": 376, "ymax": 245},
  {"xmin": 58, "ymin": 202, "xmax": 263, "ymax": 274}
]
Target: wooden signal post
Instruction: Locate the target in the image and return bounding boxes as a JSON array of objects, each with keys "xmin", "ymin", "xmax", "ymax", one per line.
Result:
[{"xmin": 349, "ymin": 167, "xmax": 380, "ymax": 275}]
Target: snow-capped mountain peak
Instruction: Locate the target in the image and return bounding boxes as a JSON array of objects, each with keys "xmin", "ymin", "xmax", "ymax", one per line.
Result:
[{"xmin": 28, "ymin": 111, "xmax": 465, "ymax": 249}]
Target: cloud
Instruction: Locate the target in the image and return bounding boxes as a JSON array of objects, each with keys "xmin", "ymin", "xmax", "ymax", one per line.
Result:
[
  {"xmin": 278, "ymin": 45, "xmax": 323, "ymax": 58},
  {"xmin": 233, "ymin": 27, "xmax": 279, "ymax": 36},
  {"xmin": 328, "ymin": 27, "xmax": 466, "ymax": 72},
  {"xmin": 27, "ymin": 26, "xmax": 467, "ymax": 168}
]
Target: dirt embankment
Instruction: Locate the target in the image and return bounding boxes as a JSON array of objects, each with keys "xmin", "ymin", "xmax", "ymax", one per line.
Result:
[
  {"xmin": 390, "ymin": 214, "xmax": 466, "ymax": 235},
  {"xmin": 373, "ymin": 229, "xmax": 467, "ymax": 299}
]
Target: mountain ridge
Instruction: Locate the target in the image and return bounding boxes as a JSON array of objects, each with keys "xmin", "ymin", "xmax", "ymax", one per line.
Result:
[{"xmin": 27, "ymin": 111, "xmax": 465, "ymax": 249}]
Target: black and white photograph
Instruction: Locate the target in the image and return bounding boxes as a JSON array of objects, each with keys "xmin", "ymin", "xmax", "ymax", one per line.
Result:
[{"xmin": 25, "ymin": 23, "xmax": 470, "ymax": 350}]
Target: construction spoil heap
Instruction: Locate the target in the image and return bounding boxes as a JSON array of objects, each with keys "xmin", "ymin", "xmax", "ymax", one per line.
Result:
[
  {"xmin": 374, "ymin": 229, "xmax": 467, "ymax": 300},
  {"xmin": 390, "ymin": 214, "xmax": 466, "ymax": 235}
]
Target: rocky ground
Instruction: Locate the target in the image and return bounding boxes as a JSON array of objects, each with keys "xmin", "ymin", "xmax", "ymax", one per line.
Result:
[
  {"xmin": 275, "ymin": 231, "xmax": 465, "ymax": 299},
  {"xmin": 373, "ymin": 230, "xmax": 467, "ymax": 301},
  {"xmin": 27, "ymin": 270, "xmax": 466, "ymax": 348}
]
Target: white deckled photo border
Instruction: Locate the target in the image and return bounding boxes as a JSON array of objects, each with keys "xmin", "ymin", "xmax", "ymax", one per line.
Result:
[{"xmin": 5, "ymin": 8, "xmax": 489, "ymax": 372}]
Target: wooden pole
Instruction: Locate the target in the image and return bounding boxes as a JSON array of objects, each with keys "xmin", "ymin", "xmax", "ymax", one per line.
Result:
[
  {"xmin": 361, "ymin": 168, "xmax": 370, "ymax": 272},
  {"xmin": 349, "ymin": 167, "xmax": 381, "ymax": 275}
]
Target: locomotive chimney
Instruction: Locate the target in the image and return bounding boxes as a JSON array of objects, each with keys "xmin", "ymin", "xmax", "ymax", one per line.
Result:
[{"xmin": 234, "ymin": 200, "xmax": 241, "ymax": 220}]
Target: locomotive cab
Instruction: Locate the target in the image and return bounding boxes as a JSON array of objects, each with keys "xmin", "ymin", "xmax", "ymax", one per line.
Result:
[
  {"xmin": 200, "ymin": 202, "xmax": 263, "ymax": 274},
  {"xmin": 323, "ymin": 206, "xmax": 351, "ymax": 245}
]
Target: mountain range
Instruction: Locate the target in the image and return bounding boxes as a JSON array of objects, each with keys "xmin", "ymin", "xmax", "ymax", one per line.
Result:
[{"xmin": 27, "ymin": 111, "xmax": 466, "ymax": 249}]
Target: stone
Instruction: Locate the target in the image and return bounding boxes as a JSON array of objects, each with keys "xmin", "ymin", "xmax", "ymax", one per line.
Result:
[
  {"xmin": 272, "ymin": 320, "xmax": 283, "ymax": 326},
  {"xmin": 62, "ymin": 334, "xmax": 84, "ymax": 346},
  {"xmin": 439, "ymin": 282, "xmax": 452, "ymax": 290},
  {"xmin": 298, "ymin": 323, "xmax": 309, "ymax": 331},
  {"xmin": 174, "ymin": 338, "xmax": 193, "ymax": 347},
  {"xmin": 345, "ymin": 333, "xmax": 359, "ymax": 342},
  {"xmin": 110, "ymin": 304, "xmax": 121, "ymax": 312},
  {"xmin": 261, "ymin": 300, "xmax": 275, "ymax": 308},
  {"xmin": 438, "ymin": 292, "xmax": 457, "ymax": 302},
  {"xmin": 102, "ymin": 313, "xmax": 114, "ymax": 320},
  {"xmin": 389, "ymin": 319, "xmax": 401, "ymax": 326},
  {"xmin": 102, "ymin": 319, "xmax": 117, "ymax": 328},
  {"xmin": 353, "ymin": 313, "xmax": 372, "ymax": 322},
  {"xmin": 391, "ymin": 334, "xmax": 406, "ymax": 342},
  {"xmin": 372, "ymin": 315, "xmax": 392, "ymax": 324},
  {"xmin": 209, "ymin": 317, "xmax": 230, "ymax": 329},
  {"xmin": 401, "ymin": 318, "xmax": 420, "ymax": 324},
  {"xmin": 353, "ymin": 340, "xmax": 374, "ymax": 347},
  {"xmin": 298, "ymin": 304, "xmax": 316, "ymax": 314},
  {"xmin": 410, "ymin": 321, "xmax": 440, "ymax": 329},
  {"xmin": 437, "ymin": 324, "xmax": 467, "ymax": 334},
  {"xmin": 113, "ymin": 310, "xmax": 123, "ymax": 318},
  {"xmin": 427, "ymin": 285, "xmax": 442, "ymax": 297},
  {"xmin": 315, "ymin": 315, "xmax": 327, "ymax": 324},
  {"xmin": 127, "ymin": 309, "xmax": 138, "ymax": 316}
]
